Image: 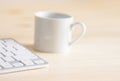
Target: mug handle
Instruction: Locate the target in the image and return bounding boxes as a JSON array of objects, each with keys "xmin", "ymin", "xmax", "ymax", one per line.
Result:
[{"xmin": 69, "ymin": 21, "xmax": 87, "ymax": 45}]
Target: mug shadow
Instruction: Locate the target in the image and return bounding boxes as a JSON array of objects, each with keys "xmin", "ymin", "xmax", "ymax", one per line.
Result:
[
  {"xmin": 23, "ymin": 44, "xmax": 40, "ymax": 53},
  {"xmin": 23, "ymin": 44, "xmax": 58, "ymax": 54}
]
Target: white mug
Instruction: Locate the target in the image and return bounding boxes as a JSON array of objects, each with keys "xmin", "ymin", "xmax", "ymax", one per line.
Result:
[{"xmin": 34, "ymin": 11, "xmax": 86, "ymax": 53}]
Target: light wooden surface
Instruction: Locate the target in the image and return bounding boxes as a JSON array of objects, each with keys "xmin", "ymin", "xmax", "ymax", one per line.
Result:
[{"xmin": 0, "ymin": 0, "xmax": 120, "ymax": 81}]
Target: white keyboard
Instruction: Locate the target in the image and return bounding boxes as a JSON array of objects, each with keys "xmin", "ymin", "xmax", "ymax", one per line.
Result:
[{"xmin": 0, "ymin": 38, "xmax": 48, "ymax": 74}]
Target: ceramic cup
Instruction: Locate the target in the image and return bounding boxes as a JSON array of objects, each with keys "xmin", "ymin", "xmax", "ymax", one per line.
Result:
[{"xmin": 34, "ymin": 11, "xmax": 86, "ymax": 53}]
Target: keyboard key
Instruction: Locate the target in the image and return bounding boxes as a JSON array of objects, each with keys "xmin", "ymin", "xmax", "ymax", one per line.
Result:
[
  {"xmin": 20, "ymin": 60, "xmax": 34, "ymax": 66},
  {"xmin": 12, "ymin": 46, "xmax": 18, "ymax": 51},
  {"xmin": 0, "ymin": 47, "xmax": 6, "ymax": 53},
  {"xmin": 0, "ymin": 52, "xmax": 6, "ymax": 57},
  {"xmin": 12, "ymin": 62, "xmax": 24, "ymax": 67},
  {"xmin": 0, "ymin": 58, "xmax": 5, "ymax": 63},
  {"xmin": 0, "ymin": 62, "xmax": 13, "ymax": 68},
  {"xmin": 33, "ymin": 59, "xmax": 45, "ymax": 64},
  {"xmin": 3, "ymin": 57, "xmax": 15, "ymax": 62},
  {"xmin": 5, "ymin": 52, "xmax": 15, "ymax": 56},
  {"xmin": 0, "ymin": 53, "xmax": 4, "ymax": 57},
  {"xmin": 12, "ymin": 55, "xmax": 28, "ymax": 60},
  {"xmin": 13, "ymin": 53, "xmax": 38, "ymax": 60}
]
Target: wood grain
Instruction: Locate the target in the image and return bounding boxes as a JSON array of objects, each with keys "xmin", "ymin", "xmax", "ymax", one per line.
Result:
[{"xmin": 0, "ymin": 0, "xmax": 120, "ymax": 81}]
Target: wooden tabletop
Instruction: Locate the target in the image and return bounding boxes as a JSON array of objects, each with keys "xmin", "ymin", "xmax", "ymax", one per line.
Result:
[{"xmin": 0, "ymin": 0, "xmax": 120, "ymax": 81}]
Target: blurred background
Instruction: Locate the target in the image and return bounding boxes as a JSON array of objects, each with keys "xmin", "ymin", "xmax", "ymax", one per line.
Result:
[{"xmin": 0, "ymin": 0, "xmax": 120, "ymax": 42}]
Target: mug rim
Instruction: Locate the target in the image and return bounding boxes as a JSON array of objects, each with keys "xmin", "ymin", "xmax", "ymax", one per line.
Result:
[{"xmin": 35, "ymin": 11, "xmax": 73, "ymax": 20}]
